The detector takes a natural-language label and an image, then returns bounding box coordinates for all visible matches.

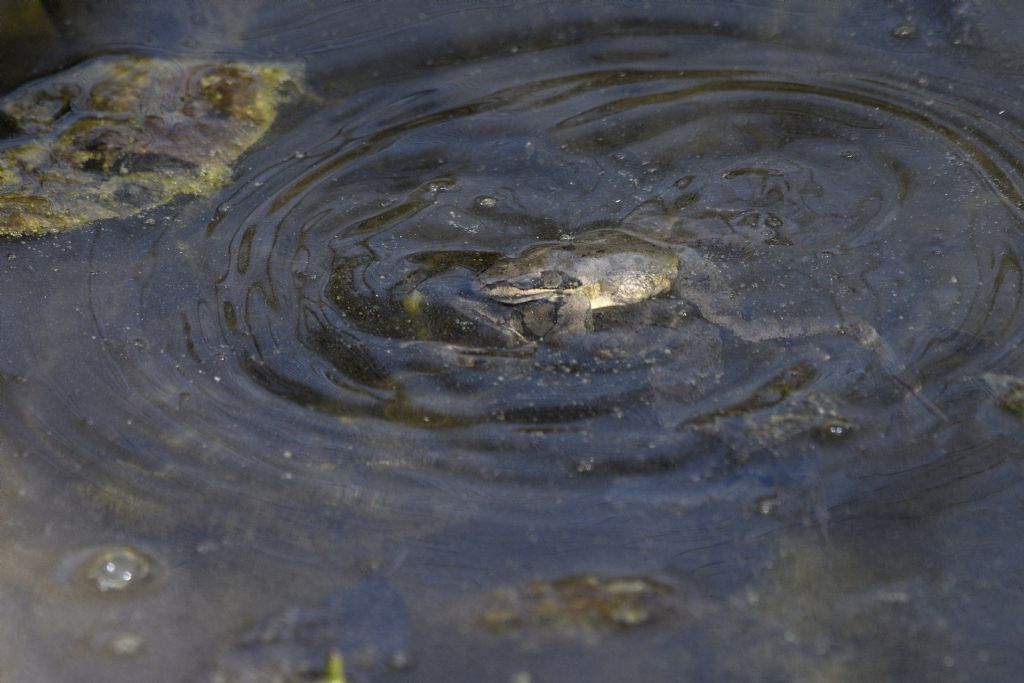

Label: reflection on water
[2,1,1024,681]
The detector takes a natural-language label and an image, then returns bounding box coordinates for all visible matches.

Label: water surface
[2,1,1024,681]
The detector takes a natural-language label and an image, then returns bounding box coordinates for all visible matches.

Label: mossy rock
[0,54,303,237]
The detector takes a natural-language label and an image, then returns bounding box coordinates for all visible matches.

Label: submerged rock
[0,54,302,237]
[481,574,677,636]
[983,373,1024,419]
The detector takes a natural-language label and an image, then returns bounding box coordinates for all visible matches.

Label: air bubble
[814,418,854,442]
[81,546,154,592]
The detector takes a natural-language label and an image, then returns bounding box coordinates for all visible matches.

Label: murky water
[2,1,1024,681]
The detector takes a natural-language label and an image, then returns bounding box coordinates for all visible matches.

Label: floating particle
[892,23,916,39]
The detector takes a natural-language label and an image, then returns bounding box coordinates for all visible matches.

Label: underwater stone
[0,54,302,237]
[998,382,1024,418]
[481,574,676,634]
[982,373,1024,419]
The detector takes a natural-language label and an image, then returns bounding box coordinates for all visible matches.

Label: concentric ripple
[4,28,1024,543]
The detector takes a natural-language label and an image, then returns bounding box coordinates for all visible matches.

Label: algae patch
[481,574,677,636]
[0,54,302,237]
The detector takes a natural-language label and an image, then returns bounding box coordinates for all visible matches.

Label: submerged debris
[687,362,820,424]
[983,373,1024,419]
[481,574,677,636]
[321,649,348,683]
[212,579,409,683]
[0,54,302,237]
[678,363,856,457]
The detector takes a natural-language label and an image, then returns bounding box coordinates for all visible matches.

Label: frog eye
[539,270,581,290]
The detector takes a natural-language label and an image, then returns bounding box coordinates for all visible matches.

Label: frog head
[476,267,584,304]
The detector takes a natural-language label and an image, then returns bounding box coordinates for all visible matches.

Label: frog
[471,227,881,348]
[473,227,849,343]
[471,227,943,419]
[474,229,680,340]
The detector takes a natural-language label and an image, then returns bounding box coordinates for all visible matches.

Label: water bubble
[814,418,854,443]
[81,546,154,592]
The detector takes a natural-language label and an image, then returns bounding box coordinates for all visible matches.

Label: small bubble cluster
[82,546,154,592]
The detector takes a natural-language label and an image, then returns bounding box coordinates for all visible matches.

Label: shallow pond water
[2,1,1024,681]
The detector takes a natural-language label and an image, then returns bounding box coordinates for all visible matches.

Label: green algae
[0,54,302,237]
